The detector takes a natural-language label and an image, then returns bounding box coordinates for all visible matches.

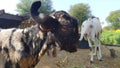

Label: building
[0,10,24,28]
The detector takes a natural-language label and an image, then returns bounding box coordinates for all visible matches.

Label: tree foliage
[103,25,114,31]
[16,0,53,15]
[69,3,91,27]
[106,10,120,30]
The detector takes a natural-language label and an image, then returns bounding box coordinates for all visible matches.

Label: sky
[0,0,19,14]
[0,0,120,27]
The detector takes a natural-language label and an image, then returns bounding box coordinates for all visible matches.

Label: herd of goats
[0,1,103,68]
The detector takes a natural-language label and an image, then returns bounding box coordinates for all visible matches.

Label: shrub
[101,30,120,46]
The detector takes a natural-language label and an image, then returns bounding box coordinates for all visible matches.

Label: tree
[16,0,53,15]
[106,10,120,30]
[103,25,114,31]
[69,3,92,27]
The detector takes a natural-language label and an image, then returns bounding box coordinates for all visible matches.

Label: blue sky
[0,0,120,27]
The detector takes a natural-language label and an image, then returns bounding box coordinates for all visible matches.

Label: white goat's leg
[97,40,102,61]
[90,49,94,63]
[88,38,92,48]
[93,46,97,56]
[88,38,94,63]
[93,38,98,56]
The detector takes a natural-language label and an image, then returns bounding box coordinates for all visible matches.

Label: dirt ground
[0,45,119,68]
[35,46,120,68]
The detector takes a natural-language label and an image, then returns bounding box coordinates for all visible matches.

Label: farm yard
[0,0,120,68]
[0,45,120,68]
[35,46,120,68]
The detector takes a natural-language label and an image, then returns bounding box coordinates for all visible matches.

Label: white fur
[0,28,24,62]
[80,17,102,62]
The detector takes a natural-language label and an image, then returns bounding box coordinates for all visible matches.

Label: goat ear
[30,1,41,23]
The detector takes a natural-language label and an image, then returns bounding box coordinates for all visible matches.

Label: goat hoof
[90,61,94,64]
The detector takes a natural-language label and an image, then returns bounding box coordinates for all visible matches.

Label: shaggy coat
[0,1,60,68]
[0,25,49,68]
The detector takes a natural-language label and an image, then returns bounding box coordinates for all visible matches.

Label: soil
[35,46,120,68]
[0,46,119,68]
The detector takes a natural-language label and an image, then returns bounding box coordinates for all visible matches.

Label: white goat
[80,17,102,63]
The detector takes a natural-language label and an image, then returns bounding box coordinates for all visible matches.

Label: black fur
[21,25,46,56]
[9,29,17,51]
[4,60,12,68]
[30,1,41,16]
[4,60,20,68]
[51,10,79,52]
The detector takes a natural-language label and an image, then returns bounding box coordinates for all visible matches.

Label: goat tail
[30,1,41,18]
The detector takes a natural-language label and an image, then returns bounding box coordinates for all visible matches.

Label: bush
[101,31,120,46]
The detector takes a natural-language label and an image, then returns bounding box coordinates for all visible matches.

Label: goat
[79,17,102,63]
[0,24,50,68]
[0,1,79,67]
[50,10,80,52]
[0,1,60,68]
[28,0,79,53]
